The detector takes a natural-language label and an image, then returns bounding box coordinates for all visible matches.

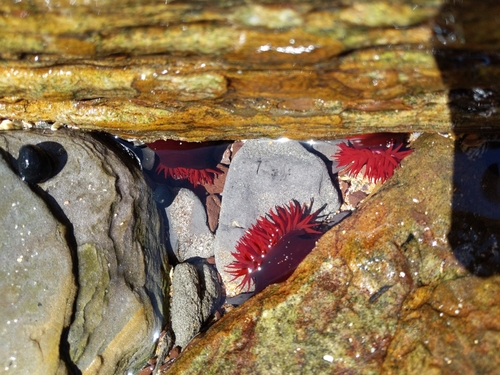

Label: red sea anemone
[147,140,224,186]
[226,200,324,293]
[334,133,413,182]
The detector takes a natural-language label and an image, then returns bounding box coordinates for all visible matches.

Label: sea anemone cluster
[334,133,413,182]
[141,134,413,296]
[226,200,325,293]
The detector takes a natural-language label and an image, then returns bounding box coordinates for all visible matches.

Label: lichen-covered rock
[0,148,76,374]
[382,276,500,374]
[0,130,169,375]
[165,133,500,374]
[214,139,341,295]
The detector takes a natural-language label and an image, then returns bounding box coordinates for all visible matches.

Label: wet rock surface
[166,188,215,262]
[383,276,500,374]
[0,130,169,375]
[1,1,500,139]
[153,137,343,350]
[0,148,76,374]
[1,0,500,373]
[170,259,223,349]
[164,133,500,374]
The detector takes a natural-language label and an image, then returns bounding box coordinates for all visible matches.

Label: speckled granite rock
[170,259,223,349]
[215,139,341,295]
[0,130,169,375]
[164,134,500,374]
[0,148,76,374]
[166,188,215,262]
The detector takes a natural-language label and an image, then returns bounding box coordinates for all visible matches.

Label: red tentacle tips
[155,164,221,186]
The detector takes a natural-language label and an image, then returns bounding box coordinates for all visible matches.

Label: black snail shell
[17,144,56,184]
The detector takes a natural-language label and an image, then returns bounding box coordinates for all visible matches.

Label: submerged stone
[170,259,223,349]
[166,188,215,262]
[214,139,341,295]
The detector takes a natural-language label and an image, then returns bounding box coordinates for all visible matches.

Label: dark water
[432,0,500,276]
[449,137,500,276]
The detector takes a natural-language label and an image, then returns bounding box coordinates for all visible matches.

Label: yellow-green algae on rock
[0,1,499,373]
[1,0,500,140]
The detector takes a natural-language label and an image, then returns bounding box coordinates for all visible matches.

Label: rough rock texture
[383,277,500,373]
[0,0,499,139]
[0,130,169,375]
[170,259,223,349]
[215,139,340,294]
[165,134,500,374]
[166,188,215,262]
[0,150,76,374]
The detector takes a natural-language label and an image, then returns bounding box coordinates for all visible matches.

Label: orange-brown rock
[0,0,499,140]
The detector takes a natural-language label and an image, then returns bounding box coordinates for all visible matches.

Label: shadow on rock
[448,139,500,275]
[433,0,500,275]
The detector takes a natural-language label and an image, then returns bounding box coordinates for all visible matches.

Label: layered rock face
[0,131,169,375]
[0,0,499,139]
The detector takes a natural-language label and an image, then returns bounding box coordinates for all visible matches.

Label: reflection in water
[432,0,500,276]
[449,136,500,275]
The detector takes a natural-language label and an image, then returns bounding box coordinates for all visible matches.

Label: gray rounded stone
[170,259,222,348]
[166,188,215,262]
[214,139,341,295]
[0,149,75,374]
